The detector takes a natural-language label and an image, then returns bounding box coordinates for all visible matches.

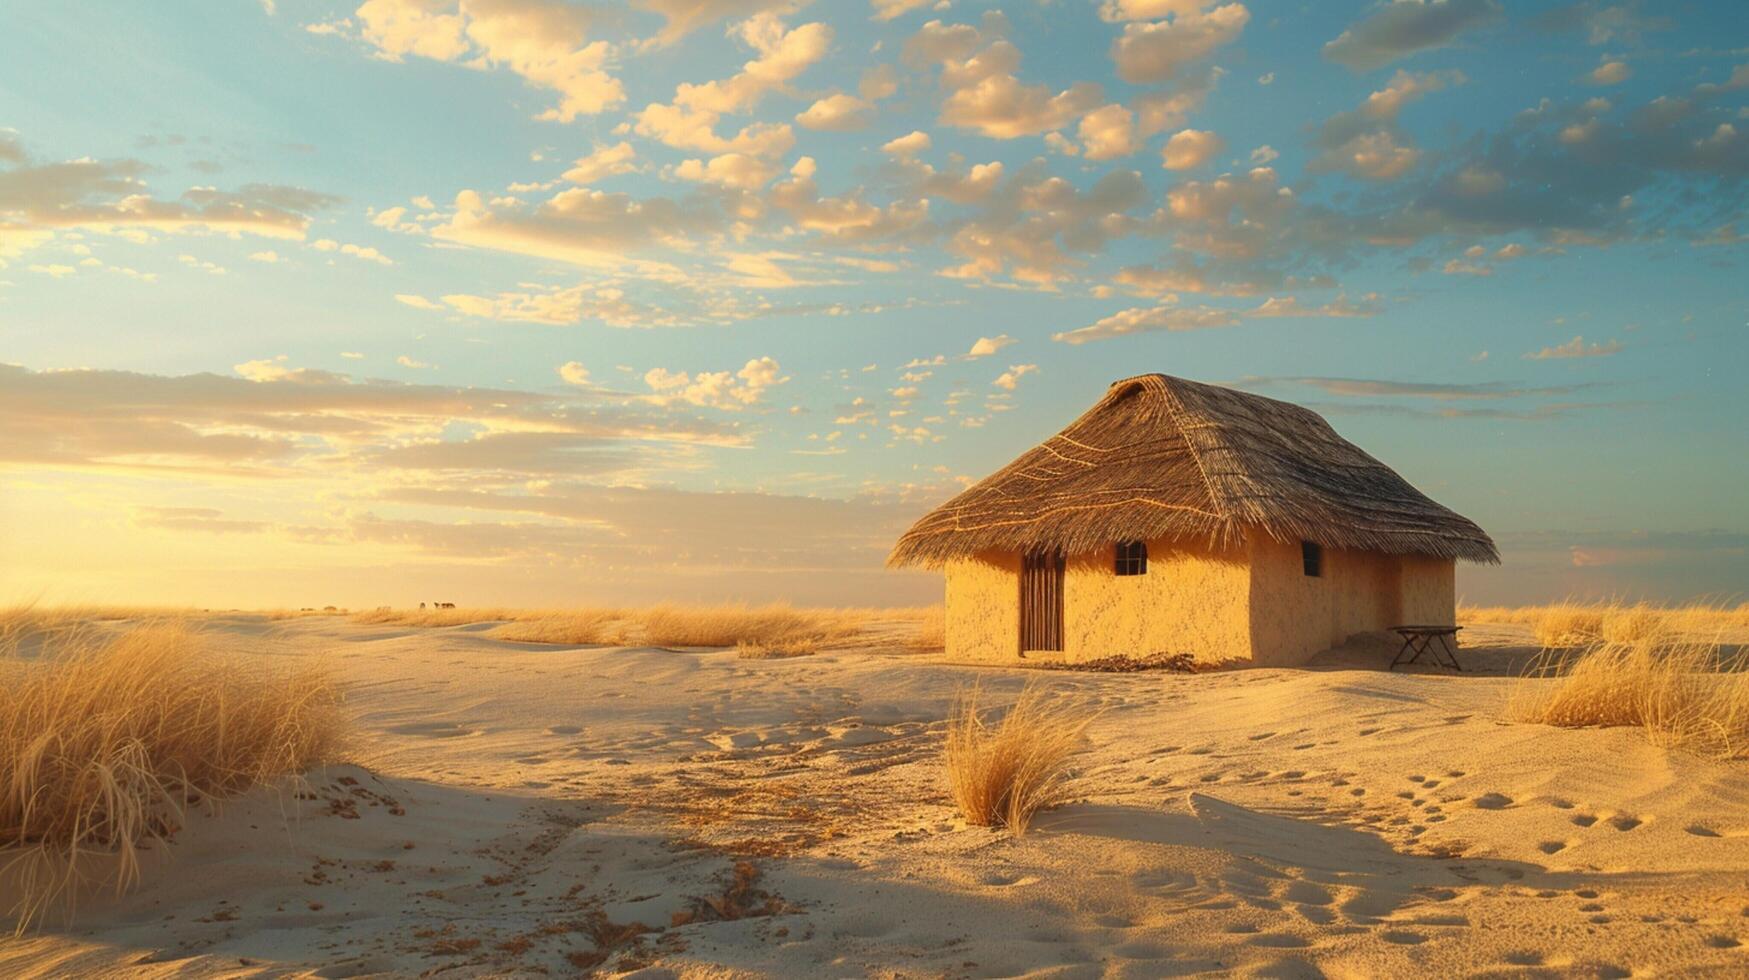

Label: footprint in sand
[1282,881,1334,906]
[386,720,477,738]
[1473,792,1514,810]
[1686,824,1722,837]
[1608,814,1644,831]
[979,871,1040,887]
[1537,840,1569,855]
[1705,935,1743,949]
[1247,933,1311,949]
[1571,813,1599,827]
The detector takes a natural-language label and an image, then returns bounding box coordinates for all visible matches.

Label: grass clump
[907,605,946,652]
[735,638,816,660]
[1460,600,1748,648]
[352,602,930,650]
[945,685,1094,835]
[1509,632,1749,760]
[1,624,344,930]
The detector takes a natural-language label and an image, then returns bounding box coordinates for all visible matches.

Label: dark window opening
[1115,540,1148,576]
[1302,540,1323,578]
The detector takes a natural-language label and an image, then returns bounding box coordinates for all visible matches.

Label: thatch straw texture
[890,374,1497,568]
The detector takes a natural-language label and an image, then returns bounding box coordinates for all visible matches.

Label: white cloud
[1587,60,1630,86]
[312,238,392,265]
[1054,303,1239,343]
[633,14,828,156]
[249,250,282,263]
[881,130,932,157]
[906,20,1104,139]
[562,142,639,184]
[396,354,433,369]
[558,360,591,385]
[1078,104,1138,160]
[992,363,1037,390]
[395,293,444,310]
[1111,4,1249,84]
[353,0,623,121]
[178,254,227,275]
[1162,128,1224,170]
[796,93,876,131]
[643,356,790,410]
[673,152,779,189]
[871,0,931,21]
[967,334,1015,358]
[1523,335,1623,360]
[1324,0,1502,72]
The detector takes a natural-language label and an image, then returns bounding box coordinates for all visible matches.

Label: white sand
[5,616,1748,977]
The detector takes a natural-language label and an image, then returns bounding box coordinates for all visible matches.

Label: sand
[4,615,1749,977]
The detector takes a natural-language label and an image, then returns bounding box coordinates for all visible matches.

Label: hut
[889,374,1497,666]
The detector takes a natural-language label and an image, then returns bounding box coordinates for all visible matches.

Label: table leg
[1390,635,1413,670]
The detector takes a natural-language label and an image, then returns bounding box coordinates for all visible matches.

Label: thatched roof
[890,374,1498,568]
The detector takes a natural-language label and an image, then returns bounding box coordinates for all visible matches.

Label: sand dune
[4,614,1748,976]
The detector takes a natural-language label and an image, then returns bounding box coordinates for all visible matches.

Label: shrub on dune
[1510,632,1749,759]
[1,624,344,930]
[945,685,1094,834]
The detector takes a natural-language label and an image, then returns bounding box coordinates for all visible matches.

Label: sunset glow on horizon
[3,0,1745,608]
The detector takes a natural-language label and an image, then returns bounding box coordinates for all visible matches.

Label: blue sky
[1,0,1745,607]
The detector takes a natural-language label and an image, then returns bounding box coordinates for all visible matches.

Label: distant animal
[437,602,456,609]
[323,605,338,612]
[419,602,426,610]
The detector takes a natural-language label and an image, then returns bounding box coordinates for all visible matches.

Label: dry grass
[351,606,528,628]
[907,605,946,652]
[1460,600,1749,648]
[944,685,1095,834]
[735,638,816,660]
[353,603,936,650]
[1509,632,1749,760]
[1,624,345,930]
[0,605,189,645]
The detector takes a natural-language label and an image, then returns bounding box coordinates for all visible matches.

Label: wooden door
[1020,550,1065,653]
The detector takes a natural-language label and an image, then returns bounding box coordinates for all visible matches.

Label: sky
[1,0,1745,609]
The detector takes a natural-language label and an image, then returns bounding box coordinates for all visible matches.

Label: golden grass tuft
[734,638,816,659]
[1,624,344,930]
[944,685,1094,834]
[907,605,946,652]
[1509,632,1749,760]
[352,603,938,650]
[1460,599,1749,648]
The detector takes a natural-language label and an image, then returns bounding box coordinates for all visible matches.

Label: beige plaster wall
[943,552,1021,661]
[1398,555,1457,626]
[942,535,1457,667]
[1247,537,1436,665]
[1060,538,1251,665]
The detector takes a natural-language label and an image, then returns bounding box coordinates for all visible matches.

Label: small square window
[1302,540,1322,578]
[1115,540,1148,576]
